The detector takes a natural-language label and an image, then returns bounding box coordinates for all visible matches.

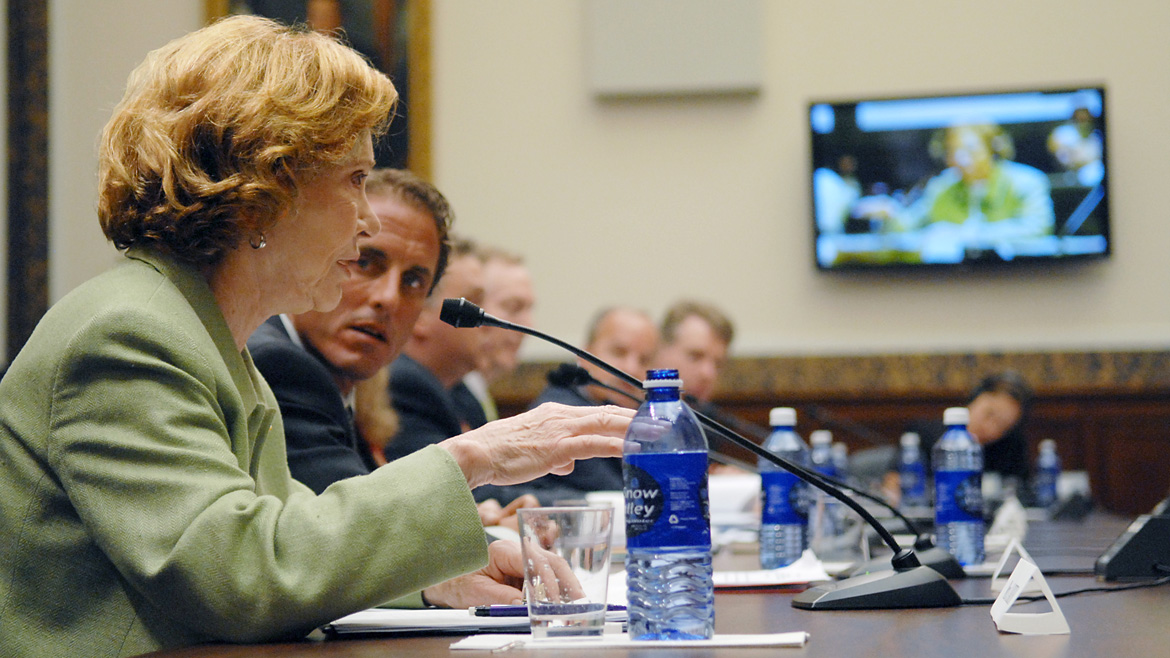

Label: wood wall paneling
[493,351,1170,516]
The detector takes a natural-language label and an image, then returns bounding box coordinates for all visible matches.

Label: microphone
[441,298,962,609]
[546,362,592,388]
[546,363,641,405]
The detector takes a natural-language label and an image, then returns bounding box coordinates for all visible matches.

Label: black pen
[469,604,626,617]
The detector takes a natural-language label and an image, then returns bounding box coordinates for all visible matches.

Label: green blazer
[0,248,487,657]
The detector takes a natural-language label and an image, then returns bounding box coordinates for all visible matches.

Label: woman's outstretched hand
[439,403,633,489]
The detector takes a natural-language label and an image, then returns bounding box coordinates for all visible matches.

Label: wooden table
[141,513,1170,657]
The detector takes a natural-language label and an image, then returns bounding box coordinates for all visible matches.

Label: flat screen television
[810,86,1109,270]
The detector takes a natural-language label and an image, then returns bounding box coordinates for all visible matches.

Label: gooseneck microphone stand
[441,298,962,609]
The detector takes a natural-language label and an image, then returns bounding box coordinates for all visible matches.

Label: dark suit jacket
[384,354,466,463]
[451,379,490,430]
[248,317,377,494]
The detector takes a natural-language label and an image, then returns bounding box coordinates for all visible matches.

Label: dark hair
[365,168,454,294]
[422,235,477,306]
[969,370,1034,481]
[969,370,1033,415]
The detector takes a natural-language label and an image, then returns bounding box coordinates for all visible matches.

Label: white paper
[450,631,810,651]
[607,570,628,605]
[708,473,761,520]
[989,557,1070,635]
[712,549,831,588]
[326,608,527,634]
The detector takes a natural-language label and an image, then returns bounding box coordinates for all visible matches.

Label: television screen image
[810,86,1109,270]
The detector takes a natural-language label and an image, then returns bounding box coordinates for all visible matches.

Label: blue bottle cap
[642,368,682,389]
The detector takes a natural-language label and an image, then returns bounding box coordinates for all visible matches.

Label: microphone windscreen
[440,298,484,328]
[547,363,592,388]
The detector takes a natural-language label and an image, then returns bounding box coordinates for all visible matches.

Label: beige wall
[42,1,1170,364]
[48,0,203,307]
[431,0,1170,359]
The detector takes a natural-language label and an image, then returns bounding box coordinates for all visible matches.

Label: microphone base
[842,546,967,580]
[792,565,962,610]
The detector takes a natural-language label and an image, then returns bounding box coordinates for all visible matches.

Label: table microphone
[546,362,641,405]
[441,297,962,609]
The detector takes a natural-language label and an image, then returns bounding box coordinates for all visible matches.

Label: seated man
[249,171,534,528]
[382,238,489,463]
[654,299,735,405]
[249,168,448,494]
[517,306,660,504]
[451,246,537,430]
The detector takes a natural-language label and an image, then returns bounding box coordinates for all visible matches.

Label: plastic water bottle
[809,430,837,478]
[758,407,810,569]
[932,407,985,566]
[623,369,714,640]
[831,442,850,485]
[808,429,844,552]
[1033,439,1061,508]
[899,432,928,509]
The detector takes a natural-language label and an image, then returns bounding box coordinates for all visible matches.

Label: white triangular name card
[989,557,1070,635]
[989,537,1041,593]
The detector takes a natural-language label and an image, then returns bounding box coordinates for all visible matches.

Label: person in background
[249,168,447,494]
[251,170,536,524]
[451,246,537,429]
[1048,106,1104,187]
[382,238,489,463]
[0,17,632,657]
[575,306,660,409]
[883,370,1034,502]
[654,299,735,405]
[505,306,660,504]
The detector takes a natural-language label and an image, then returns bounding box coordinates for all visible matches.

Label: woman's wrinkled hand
[440,403,634,489]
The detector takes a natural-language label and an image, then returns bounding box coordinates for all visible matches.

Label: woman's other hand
[421,540,525,608]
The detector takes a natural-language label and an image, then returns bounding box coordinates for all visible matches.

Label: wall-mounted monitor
[810,86,1109,271]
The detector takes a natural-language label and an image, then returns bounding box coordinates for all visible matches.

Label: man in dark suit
[383,239,488,463]
[249,169,450,494]
[506,306,660,504]
[452,246,538,431]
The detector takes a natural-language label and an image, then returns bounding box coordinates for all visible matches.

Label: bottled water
[758,407,810,569]
[831,442,850,485]
[1033,439,1061,508]
[624,369,714,640]
[932,407,985,566]
[899,432,929,509]
[809,430,837,478]
[807,429,844,554]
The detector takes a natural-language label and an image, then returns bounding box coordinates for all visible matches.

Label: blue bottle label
[934,470,983,523]
[901,463,926,497]
[624,451,710,549]
[760,471,809,525]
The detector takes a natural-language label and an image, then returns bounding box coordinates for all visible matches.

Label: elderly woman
[0,16,630,657]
